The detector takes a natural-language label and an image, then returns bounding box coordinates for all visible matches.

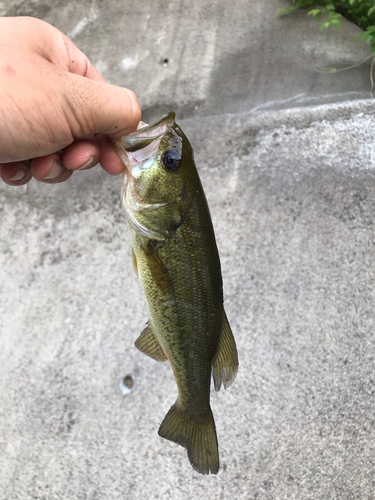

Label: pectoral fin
[135,321,167,362]
[143,240,174,295]
[212,311,239,391]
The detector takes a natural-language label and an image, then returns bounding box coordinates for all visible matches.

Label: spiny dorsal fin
[135,321,167,362]
[143,240,174,295]
[212,311,239,391]
[158,402,219,475]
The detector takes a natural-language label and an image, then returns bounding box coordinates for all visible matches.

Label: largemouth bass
[115,112,238,475]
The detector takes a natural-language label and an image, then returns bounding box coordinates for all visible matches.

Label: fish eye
[162,149,182,172]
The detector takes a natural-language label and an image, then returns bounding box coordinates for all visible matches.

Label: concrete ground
[1,1,375,499]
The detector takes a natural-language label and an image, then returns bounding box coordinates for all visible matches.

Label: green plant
[278,1,375,52]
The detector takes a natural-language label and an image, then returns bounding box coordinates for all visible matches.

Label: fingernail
[42,160,65,181]
[9,167,28,182]
[78,155,96,170]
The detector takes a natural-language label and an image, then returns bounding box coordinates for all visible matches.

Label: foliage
[278,1,375,52]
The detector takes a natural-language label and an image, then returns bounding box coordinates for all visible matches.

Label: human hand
[0,16,141,186]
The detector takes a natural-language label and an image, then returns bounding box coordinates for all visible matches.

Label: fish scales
[115,112,238,475]
[131,203,222,416]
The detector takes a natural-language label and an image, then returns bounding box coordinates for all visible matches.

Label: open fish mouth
[114,112,177,241]
[122,111,175,151]
[113,111,176,172]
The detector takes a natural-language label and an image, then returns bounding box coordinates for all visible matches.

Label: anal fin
[135,321,167,362]
[212,311,239,391]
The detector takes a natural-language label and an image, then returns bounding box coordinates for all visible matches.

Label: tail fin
[158,403,219,475]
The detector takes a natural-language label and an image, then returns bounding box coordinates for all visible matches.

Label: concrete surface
[1,1,375,499]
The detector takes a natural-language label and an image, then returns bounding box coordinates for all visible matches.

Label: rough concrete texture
[1,1,375,499]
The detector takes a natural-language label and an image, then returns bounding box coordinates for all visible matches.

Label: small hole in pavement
[120,375,134,395]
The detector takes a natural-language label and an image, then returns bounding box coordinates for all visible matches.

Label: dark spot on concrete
[38,248,63,266]
[123,375,134,389]
[263,479,274,490]
[66,411,76,432]
[120,374,134,395]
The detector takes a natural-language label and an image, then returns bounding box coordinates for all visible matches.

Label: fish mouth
[122,111,175,152]
[113,111,176,171]
[115,112,177,241]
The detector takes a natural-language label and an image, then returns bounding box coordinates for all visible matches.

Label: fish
[114,112,238,475]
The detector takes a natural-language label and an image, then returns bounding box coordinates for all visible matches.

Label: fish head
[114,112,195,240]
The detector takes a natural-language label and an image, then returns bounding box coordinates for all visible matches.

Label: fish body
[115,112,238,474]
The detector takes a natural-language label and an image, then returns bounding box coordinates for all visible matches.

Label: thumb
[61,72,141,140]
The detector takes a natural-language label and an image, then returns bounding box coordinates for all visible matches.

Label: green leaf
[277,0,375,43]
[330,19,341,28]
[371,41,375,53]
[307,9,322,16]
[329,13,342,21]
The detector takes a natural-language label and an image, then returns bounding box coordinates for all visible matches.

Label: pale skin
[0,17,141,186]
